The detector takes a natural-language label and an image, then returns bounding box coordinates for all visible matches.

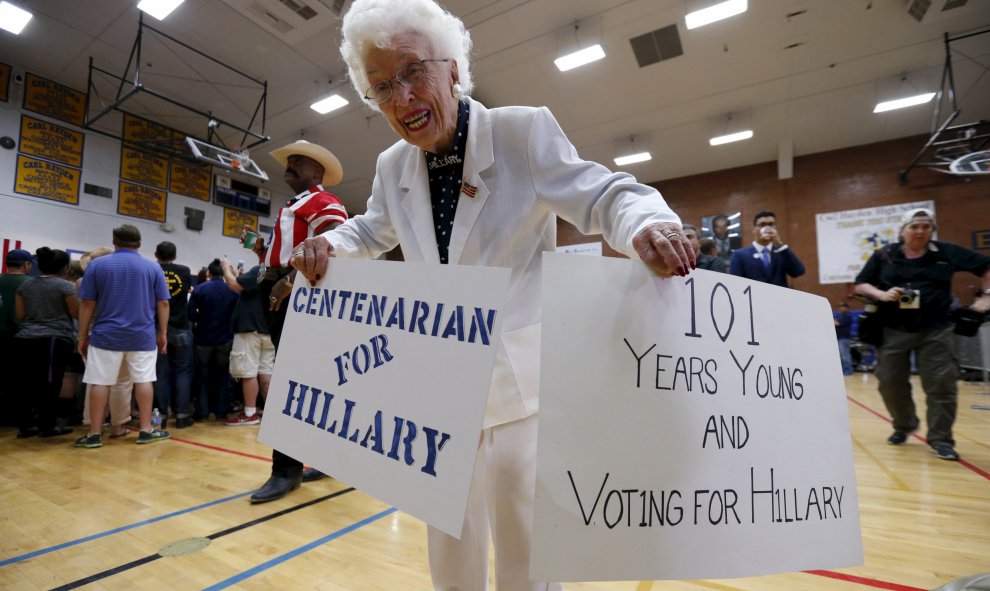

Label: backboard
[949,150,990,175]
[186,136,269,181]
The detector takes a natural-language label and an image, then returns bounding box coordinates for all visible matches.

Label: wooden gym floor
[1,373,988,590]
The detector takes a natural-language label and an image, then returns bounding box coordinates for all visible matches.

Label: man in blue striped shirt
[76,225,172,448]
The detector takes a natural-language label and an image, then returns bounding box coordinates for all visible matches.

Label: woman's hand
[632,223,696,278]
[291,235,335,286]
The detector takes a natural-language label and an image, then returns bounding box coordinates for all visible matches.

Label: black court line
[48,487,356,591]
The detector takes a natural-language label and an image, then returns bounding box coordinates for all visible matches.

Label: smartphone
[237,260,245,272]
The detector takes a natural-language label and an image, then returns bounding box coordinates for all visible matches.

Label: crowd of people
[0,234,283,445]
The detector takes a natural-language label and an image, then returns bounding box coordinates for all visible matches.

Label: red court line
[805,570,926,591]
[170,436,272,462]
[847,395,990,482]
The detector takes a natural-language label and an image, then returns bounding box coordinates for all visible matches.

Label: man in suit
[729,210,805,287]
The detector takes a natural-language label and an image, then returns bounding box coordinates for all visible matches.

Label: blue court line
[0,490,253,568]
[203,506,399,591]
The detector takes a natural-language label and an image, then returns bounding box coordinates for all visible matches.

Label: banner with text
[815,200,934,284]
[258,259,510,537]
[532,255,862,581]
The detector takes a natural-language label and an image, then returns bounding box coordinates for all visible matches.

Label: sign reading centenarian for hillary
[259,259,510,537]
[531,255,862,581]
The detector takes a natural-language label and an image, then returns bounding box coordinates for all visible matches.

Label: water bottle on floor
[151,408,162,433]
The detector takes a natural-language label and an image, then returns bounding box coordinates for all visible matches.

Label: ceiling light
[555,44,606,72]
[0,1,32,34]
[709,130,753,146]
[873,92,936,113]
[685,0,747,30]
[614,152,652,166]
[137,0,185,21]
[310,94,348,114]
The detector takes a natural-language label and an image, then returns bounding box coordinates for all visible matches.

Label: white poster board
[556,241,603,256]
[259,259,510,537]
[532,255,862,581]
[815,200,935,284]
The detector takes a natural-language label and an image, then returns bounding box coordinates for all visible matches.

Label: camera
[898,289,921,309]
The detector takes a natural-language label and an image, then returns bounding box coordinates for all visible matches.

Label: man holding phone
[243,140,349,503]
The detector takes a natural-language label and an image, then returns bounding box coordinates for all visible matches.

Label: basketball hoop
[186,137,268,181]
[948,150,990,175]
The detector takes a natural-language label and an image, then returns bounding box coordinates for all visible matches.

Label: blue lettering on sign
[282,378,451,477]
[292,286,497,346]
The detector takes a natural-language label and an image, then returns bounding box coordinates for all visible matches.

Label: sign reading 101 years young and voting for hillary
[532,255,862,582]
[258,259,510,537]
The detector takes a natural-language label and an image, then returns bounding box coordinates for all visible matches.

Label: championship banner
[120,145,169,190]
[123,112,174,145]
[13,154,80,204]
[19,114,85,167]
[258,259,510,537]
[22,72,86,127]
[815,200,934,284]
[222,207,257,238]
[532,255,862,581]
[0,62,10,102]
[169,159,211,201]
[118,180,167,222]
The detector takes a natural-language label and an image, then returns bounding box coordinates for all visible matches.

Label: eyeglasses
[756,221,776,227]
[364,59,450,104]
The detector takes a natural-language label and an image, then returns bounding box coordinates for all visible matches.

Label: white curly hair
[340,0,474,111]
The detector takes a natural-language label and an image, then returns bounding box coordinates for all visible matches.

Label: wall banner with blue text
[532,255,862,581]
[258,258,510,537]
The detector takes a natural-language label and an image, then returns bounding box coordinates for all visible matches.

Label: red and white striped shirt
[263,185,347,268]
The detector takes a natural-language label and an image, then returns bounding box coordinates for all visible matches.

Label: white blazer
[325,99,680,428]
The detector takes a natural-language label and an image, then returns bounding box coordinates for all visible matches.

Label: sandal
[109,429,130,439]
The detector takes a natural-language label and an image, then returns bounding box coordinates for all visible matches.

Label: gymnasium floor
[1,373,988,590]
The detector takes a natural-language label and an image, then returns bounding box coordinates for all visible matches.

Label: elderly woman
[294,0,694,587]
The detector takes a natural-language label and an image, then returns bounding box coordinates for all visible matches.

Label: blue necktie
[761,248,771,270]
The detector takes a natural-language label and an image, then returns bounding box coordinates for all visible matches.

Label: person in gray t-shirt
[14,247,78,438]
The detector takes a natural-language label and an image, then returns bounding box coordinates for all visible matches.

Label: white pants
[427,413,561,591]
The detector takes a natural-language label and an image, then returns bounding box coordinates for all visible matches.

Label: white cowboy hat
[269,140,344,187]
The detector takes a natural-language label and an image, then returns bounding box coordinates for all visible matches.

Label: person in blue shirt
[189,258,238,420]
[75,225,171,448]
[834,301,854,376]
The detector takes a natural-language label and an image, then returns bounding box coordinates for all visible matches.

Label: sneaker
[887,431,910,445]
[225,412,261,426]
[931,442,959,461]
[136,430,171,444]
[75,433,103,448]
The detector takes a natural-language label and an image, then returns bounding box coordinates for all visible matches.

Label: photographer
[854,208,990,461]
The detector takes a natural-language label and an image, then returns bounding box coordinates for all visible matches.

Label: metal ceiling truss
[900,27,990,184]
[83,13,270,160]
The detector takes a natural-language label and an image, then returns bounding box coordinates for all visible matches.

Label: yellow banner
[120,145,169,189]
[118,181,167,222]
[23,72,86,127]
[14,154,81,204]
[123,112,174,146]
[223,207,258,238]
[0,62,10,102]
[169,160,211,201]
[19,114,85,167]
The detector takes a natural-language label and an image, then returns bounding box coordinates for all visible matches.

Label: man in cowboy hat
[245,140,349,502]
